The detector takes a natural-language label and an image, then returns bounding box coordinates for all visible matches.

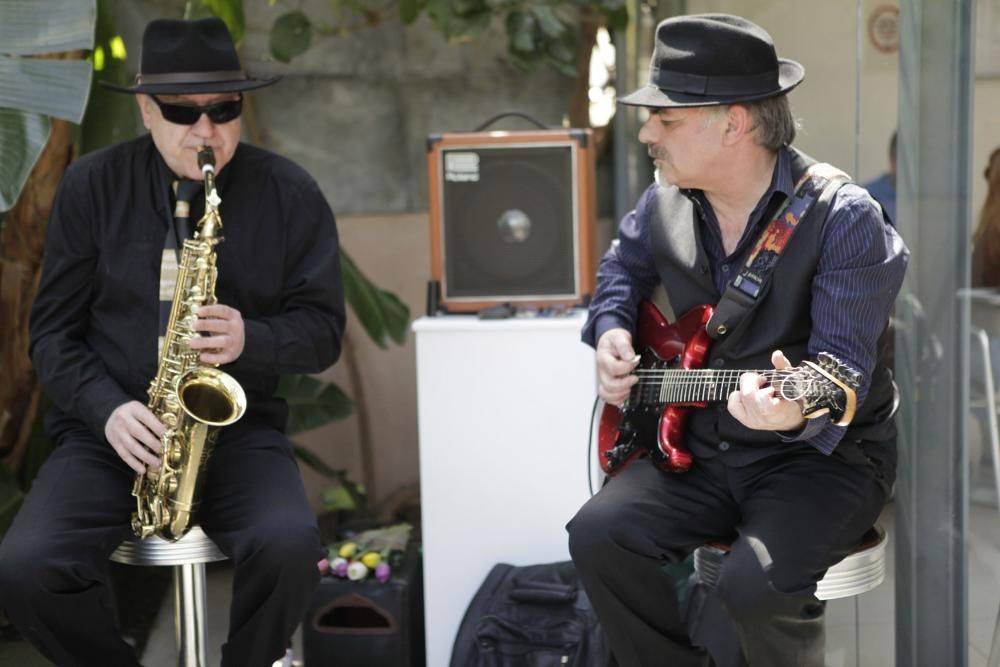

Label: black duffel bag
[450,560,611,667]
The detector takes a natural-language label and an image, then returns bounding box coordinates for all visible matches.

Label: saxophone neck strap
[706,162,850,339]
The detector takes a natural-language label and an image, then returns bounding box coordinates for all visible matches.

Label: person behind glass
[566,14,908,667]
[862,130,897,226]
[972,147,1000,287]
[0,18,344,667]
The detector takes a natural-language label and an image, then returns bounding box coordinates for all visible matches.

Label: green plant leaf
[530,5,566,39]
[0,108,50,214]
[602,5,629,31]
[293,445,344,480]
[320,483,358,511]
[507,11,538,54]
[399,0,422,24]
[340,249,410,349]
[545,30,578,77]
[277,374,353,435]
[0,58,94,123]
[197,0,246,45]
[0,0,96,55]
[80,0,138,156]
[270,11,313,63]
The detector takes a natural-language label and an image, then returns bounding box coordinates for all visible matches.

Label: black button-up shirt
[30,135,345,441]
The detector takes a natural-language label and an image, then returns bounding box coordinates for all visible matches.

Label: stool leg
[173,562,209,667]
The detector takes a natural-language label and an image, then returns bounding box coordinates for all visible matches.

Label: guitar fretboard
[630,368,807,406]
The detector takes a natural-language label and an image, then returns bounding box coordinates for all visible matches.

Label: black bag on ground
[450,560,611,667]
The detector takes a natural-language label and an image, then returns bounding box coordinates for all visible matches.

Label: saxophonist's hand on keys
[190,304,245,364]
[105,401,166,474]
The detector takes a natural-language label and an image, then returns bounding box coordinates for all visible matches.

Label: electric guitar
[598,301,861,476]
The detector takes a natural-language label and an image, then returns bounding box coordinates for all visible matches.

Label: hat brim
[619,59,804,108]
[99,75,281,95]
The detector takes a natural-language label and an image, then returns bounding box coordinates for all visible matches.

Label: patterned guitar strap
[158,179,203,357]
[706,163,850,340]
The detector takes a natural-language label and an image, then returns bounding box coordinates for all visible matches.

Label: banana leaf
[341,249,410,349]
[278,374,354,436]
[0,0,95,214]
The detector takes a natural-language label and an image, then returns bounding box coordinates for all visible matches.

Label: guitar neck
[632,368,773,406]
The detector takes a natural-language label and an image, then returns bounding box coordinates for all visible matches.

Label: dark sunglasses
[151,94,243,125]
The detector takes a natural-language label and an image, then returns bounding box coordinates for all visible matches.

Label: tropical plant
[0,0,97,531]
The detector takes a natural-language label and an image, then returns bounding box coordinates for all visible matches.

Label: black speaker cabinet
[427,129,597,312]
[303,544,424,666]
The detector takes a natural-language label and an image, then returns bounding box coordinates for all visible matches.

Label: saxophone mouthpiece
[197,146,216,174]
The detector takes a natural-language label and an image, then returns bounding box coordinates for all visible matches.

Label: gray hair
[703,96,799,150]
[742,95,798,149]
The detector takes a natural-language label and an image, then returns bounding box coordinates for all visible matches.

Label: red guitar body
[597,302,715,475]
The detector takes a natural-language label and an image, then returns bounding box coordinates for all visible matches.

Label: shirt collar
[685,147,792,242]
[749,146,793,223]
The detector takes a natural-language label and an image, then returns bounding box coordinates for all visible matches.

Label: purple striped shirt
[582,148,909,455]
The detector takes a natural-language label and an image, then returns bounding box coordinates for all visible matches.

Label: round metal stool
[111,525,227,667]
[693,524,887,600]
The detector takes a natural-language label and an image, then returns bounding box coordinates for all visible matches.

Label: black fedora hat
[619,14,804,108]
[100,17,279,95]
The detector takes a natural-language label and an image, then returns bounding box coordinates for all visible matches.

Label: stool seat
[693,524,887,601]
[111,525,227,667]
[111,525,227,566]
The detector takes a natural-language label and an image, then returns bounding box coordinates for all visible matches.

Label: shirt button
[722,264,730,273]
[714,358,725,368]
[719,441,731,452]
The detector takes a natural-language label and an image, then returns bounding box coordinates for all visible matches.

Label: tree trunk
[0,116,76,473]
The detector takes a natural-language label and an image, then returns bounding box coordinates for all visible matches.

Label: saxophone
[131,146,247,541]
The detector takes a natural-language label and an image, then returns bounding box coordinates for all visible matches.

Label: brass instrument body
[132,149,246,541]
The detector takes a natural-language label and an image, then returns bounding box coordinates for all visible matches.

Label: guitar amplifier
[426,129,598,313]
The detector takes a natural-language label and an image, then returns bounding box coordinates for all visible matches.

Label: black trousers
[567,440,889,667]
[0,421,321,667]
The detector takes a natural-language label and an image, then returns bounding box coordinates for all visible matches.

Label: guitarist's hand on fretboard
[726,350,807,432]
[595,328,641,406]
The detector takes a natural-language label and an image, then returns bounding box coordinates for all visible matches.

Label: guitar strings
[629,368,827,402]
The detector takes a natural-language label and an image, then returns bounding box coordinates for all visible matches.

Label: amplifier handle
[473,110,552,132]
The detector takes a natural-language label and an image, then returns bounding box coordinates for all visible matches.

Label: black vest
[647,148,897,448]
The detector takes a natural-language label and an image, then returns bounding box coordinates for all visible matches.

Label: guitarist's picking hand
[596,328,640,406]
[727,350,806,432]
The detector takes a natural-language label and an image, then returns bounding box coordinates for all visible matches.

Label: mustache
[647,146,667,160]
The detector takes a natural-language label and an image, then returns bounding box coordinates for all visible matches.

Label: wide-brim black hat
[100,17,280,95]
[619,14,804,108]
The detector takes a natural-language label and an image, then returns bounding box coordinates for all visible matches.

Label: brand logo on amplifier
[444,152,480,182]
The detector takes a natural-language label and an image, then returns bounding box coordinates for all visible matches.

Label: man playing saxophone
[0,17,345,667]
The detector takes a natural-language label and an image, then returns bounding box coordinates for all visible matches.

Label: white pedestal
[413,311,599,667]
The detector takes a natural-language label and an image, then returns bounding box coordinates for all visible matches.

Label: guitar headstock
[779,353,860,426]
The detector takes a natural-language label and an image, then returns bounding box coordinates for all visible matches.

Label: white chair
[969,325,1000,508]
[111,525,227,667]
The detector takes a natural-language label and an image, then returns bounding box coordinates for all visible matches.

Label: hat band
[137,70,247,85]
[650,66,779,96]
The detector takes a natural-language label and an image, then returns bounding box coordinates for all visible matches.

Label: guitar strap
[705,163,850,340]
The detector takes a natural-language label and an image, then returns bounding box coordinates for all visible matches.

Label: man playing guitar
[566,13,908,667]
